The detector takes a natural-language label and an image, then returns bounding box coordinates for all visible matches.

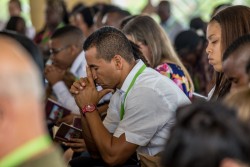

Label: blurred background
[0,0,249,33]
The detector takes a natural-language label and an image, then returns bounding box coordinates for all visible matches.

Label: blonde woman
[122,15,194,98]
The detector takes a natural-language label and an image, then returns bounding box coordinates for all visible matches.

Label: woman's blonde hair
[224,87,250,123]
[122,14,194,90]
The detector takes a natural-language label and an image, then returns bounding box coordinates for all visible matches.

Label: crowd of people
[1,0,250,167]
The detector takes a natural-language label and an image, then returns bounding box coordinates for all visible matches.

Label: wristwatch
[81,104,97,114]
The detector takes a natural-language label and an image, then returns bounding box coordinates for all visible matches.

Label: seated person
[45,25,110,125]
[174,30,213,95]
[5,16,26,35]
[70,26,190,166]
[122,15,194,99]
[162,100,250,167]
[45,25,86,118]
[102,7,131,28]
[223,34,250,92]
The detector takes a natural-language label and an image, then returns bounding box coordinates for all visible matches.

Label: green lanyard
[0,135,51,167]
[120,64,146,120]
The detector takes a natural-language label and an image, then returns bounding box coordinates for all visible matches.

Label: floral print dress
[155,63,192,99]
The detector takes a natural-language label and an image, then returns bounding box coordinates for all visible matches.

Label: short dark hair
[77,6,99,28]
[190,17,206,31]
[51,25,84,46]
[83,26,134,62]
[174,30,202,55]
[69,3,85,16]
[5,16,25,33]
[162,101,250,167]
[223,34,250,61]
[106,8,131,18]
[158,0,171,11]
[98,4,121,18]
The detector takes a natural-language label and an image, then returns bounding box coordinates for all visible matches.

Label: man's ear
[220,158,246,167]
[112,55,123,70]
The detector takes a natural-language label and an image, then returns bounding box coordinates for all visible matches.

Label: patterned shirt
[155,63,192,99]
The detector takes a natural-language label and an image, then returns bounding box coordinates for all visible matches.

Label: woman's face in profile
[206,21,223,72]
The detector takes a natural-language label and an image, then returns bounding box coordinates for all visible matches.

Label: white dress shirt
[53,51,86,114]
[103,60,191,156]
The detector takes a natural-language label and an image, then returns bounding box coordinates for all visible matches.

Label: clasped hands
[70,66,113,110]
[44,65,65,85]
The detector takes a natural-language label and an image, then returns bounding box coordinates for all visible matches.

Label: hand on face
[44,65,66,85]
[70,66,113,108]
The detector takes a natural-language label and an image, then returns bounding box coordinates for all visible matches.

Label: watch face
[82,104,96,113]
[86,104,96,111]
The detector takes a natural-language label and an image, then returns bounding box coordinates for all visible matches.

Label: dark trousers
[69,153,139,167]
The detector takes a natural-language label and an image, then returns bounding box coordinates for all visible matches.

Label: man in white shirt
[45,25,110,125]
[70,26,190,166]
[45,25,86,116]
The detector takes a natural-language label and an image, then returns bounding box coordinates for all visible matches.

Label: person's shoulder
[155,62,172,72]
[141,67,162,79]
[137,67,176,88]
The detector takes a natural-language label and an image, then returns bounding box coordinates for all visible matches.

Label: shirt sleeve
[52,81,80,114]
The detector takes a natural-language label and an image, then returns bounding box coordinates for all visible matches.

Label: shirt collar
[70,50,86,74]
[120,60,145,93]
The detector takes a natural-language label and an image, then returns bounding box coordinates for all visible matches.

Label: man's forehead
[85,47,98,57]
[85,47,105,65]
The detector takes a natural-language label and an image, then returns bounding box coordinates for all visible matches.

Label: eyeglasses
[49,45,70,56]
